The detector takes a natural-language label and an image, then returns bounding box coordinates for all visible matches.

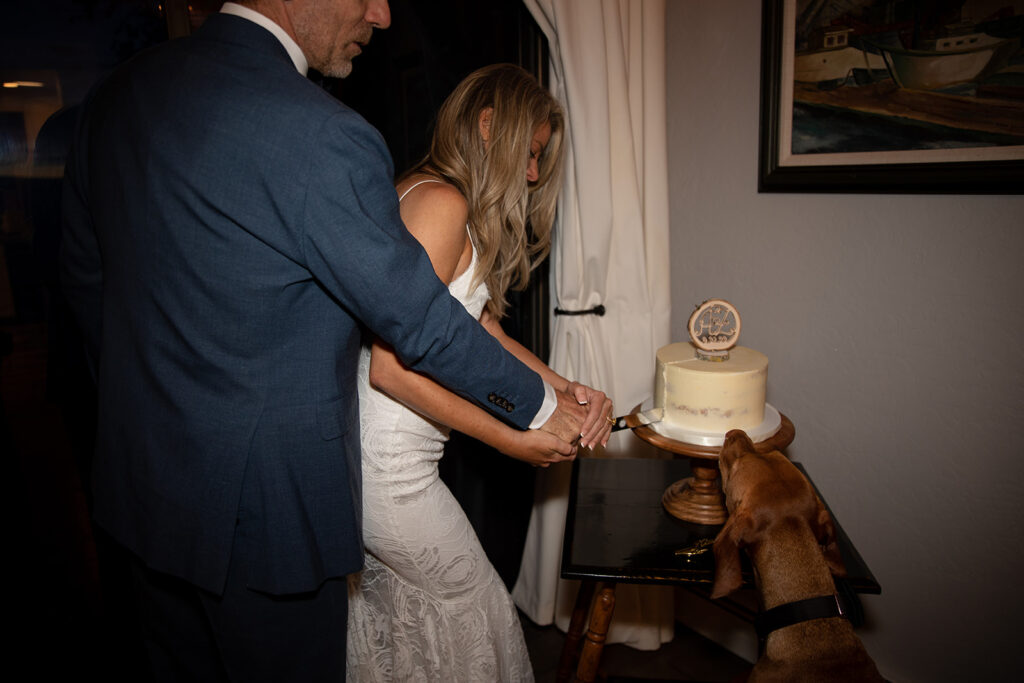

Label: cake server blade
[610,407,663,432]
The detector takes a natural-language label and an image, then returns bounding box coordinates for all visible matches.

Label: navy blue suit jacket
[60,14,544,595]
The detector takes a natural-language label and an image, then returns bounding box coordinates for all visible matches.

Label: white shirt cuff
[528,381,557,429]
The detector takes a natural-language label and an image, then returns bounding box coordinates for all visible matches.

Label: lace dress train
[347,478,533,681]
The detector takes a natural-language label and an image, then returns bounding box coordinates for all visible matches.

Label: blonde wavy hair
[401,63,565,319]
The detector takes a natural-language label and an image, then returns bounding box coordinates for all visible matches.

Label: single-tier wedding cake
[654,342,768,433]
[654,299,769,436]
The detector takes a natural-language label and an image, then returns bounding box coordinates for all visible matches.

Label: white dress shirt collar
[220,2,309,75]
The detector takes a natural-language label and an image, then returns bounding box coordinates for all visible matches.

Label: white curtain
[513,0,673,650]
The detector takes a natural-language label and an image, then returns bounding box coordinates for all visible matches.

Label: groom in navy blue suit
[60,1,603,680]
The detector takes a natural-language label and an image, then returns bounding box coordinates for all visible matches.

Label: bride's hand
[566,381,613,449]
[501,428,578,467]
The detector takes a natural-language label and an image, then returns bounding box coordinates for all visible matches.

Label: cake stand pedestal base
[633,413,795,525]
[660,461,730,525]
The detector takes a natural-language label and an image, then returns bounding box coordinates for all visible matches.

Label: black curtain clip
[554,304,606,317]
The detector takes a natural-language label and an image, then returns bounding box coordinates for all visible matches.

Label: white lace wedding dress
[347,183,534,682]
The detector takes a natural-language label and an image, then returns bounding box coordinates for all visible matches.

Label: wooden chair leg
[577,583,616,683]
[556,580,596,683]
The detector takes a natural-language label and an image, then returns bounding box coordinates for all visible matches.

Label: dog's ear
[815,504,847,577]
[711,511,755,599]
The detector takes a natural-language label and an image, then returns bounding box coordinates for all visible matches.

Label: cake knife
[610,407,663,432]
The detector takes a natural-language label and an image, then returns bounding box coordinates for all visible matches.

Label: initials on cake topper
[688,299,740,361]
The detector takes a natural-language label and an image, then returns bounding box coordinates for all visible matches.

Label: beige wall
[666,2,1024,681]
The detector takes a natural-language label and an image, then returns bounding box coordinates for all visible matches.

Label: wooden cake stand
[632,413,794,525]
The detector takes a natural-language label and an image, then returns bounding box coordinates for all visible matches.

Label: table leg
[577,582,616,683]
[556,580,596,683]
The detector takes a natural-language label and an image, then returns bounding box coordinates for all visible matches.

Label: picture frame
[759,0,1024,193]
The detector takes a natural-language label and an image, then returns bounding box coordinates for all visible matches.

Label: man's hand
[539,388,589,443]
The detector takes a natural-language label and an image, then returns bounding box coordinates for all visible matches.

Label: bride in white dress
[346,65,613,682]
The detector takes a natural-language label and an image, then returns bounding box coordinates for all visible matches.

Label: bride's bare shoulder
[395,174,470,283]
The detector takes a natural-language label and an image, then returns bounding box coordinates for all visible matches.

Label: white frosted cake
[654,341,768,434]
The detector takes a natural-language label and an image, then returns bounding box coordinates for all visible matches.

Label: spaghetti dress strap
[398,178,444,202]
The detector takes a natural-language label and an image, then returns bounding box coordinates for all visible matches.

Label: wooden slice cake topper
[688,299,740,361]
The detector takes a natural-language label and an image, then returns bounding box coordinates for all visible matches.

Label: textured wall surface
[666,2,1024,681]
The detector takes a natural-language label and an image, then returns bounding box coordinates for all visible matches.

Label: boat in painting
[865,32,1021,90]
[794,25,888,87]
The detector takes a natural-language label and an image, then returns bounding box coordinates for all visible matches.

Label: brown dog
[711,430,884,683]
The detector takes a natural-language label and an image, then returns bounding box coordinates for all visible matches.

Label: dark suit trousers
[128,525,348,682]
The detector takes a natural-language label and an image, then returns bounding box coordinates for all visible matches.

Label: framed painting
[759,0,1024,193]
